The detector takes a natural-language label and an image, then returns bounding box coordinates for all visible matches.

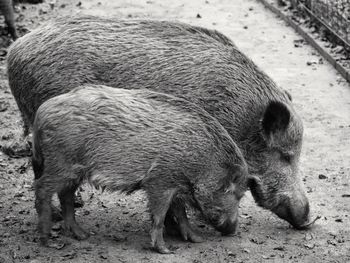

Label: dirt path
[0,0,349,262]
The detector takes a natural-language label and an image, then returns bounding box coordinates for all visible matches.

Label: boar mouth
[272,201,311,230]
[249,180,315,230]
[213,219,238,236]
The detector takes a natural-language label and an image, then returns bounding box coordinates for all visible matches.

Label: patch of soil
[0,0,349,262]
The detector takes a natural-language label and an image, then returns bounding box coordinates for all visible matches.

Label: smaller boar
[0,0,17,40]
[33,85,256,254]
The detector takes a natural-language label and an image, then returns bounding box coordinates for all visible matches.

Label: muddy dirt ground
[0,0,349,262]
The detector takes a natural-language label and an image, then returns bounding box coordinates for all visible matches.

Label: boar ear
[262,101,290,135]
[222,164,245,193]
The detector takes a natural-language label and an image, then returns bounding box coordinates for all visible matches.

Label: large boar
[0,0,17,40]
[8,16,310,230]
[33,85,253,253]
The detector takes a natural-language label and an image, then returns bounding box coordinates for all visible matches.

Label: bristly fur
[34,85,247,190]
[33,85,250,241]
[8,16,309,227]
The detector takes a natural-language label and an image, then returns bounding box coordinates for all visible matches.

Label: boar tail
[32,128,44,180]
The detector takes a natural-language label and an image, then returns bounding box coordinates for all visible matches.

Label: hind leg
[32,151,63,223]
[35,178,55,245]
[58,184,89,240]
[50,191,83,223]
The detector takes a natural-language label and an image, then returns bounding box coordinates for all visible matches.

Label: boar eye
[280,152,292,163]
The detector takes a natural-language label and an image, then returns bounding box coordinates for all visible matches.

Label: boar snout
[250,176,311,229]
[273,193,310,229]
[214,218,238,236]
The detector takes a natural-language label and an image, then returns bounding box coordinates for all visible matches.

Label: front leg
[167,199,203,243]
[147,189,176,254]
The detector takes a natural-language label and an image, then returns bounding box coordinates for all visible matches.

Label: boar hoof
[179,224,204,243]
[72,227,89,240]
[187,232,204,243]
[64,223,89,240]
[153,245,175,254]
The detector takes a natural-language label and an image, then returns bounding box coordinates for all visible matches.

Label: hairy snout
[214,218,238,236]
[273,190,310,229]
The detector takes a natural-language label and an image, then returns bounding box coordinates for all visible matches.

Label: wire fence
[286,0,350,49]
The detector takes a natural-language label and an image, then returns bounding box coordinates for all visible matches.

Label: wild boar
[8,16,310,230]
[33,85,254,253]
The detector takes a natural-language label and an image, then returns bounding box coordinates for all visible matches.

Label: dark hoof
[184,231,204,243]
[179,224,204,243]
[151,245,175,254]
[64,223,89,240]
[73,228,89,240]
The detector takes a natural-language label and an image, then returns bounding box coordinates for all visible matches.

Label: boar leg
[50,191,83,223]
[169,200,203,243]
[35,177,54,245]
[147,189,176,254]
[3,2,18,40]
[58,184,89,240]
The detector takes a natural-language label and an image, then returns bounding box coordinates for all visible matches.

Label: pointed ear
[262,101,290,135]
[220,174,235,193]
[222,164,246,193]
